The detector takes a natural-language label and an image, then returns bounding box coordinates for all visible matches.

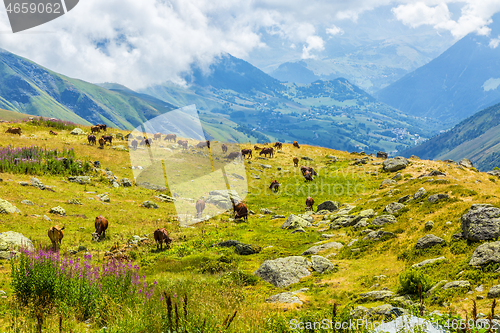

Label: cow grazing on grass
[293,157,299,167]
[301,166,317,176]
[306,197,314,211]
[91,126,101,134]
[259,147,274,158]
[154,133,162,140]
[165,134,177,142]
[131,140,138,149]
[140,138,151,147]
[269,180,280,192]
[196,140,210,149]
[154,228,172,250]
[196,199,205,218]
[293,141,300,148]
[98,137,105,149]
[177,140,188,150]
[274,142,282,150]
[241,149,252,159]
[49,130,58,135]
[88,135,96,145]
[93,215,108,241]
[231,198,248,222]
[254,145,262,151]
[227,151,242,161]
[97,124,107,131]
[5,127,21,135]
[48,225,65,251]
[101,135,113,145]
[303,170,313,182]
[221,144,228,154]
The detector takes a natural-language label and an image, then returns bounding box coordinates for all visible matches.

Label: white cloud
[302,35,325,59]
[326,25,344,36]
[490,36,500,48]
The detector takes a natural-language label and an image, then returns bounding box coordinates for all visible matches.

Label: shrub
[450,240,468,254]
[398,269,433,294]
[26,117,79,131]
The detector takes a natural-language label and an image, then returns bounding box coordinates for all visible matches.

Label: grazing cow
[221,144,228,154]
[140,138,151,147]
[49,130,58,135]
[91,126,101,134]
[154,133,162,140]
[241,149,252,159]
[254,145,262,151]
[293,157,299,167]
[101,135,113,145]
[131,140,138,149]
[196,140,210,149]
[306,197,314,211]
[196,199,205,218]
[274,142,282,150]
[93,215,108,241]
[300,166,318,176]
[259,147,274,158]
[97,124,107,131]
[269,180,280,192]
[231,198,248,222]
[98,137,105,149]
[177,140,188,150]
[154,228,172,250]
[303,170,313,182]
[48,225,65,251]
[5,127,21,135]
[293,141,300,148]
[88,134,96,145]
[165,134,177,142]
[227,151,242,160]
[377,151,388,159]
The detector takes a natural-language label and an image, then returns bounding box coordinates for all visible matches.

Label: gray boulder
[156,194,176,202]
[70,128,85,135]
[487,170,500,177]
[212,240,261,255]
[469,241,500,266]
[317,201,340,212]
[415,234,445,249]
[266,288,309,305]
[442,281,470,290]
[68,199,82,205]
[311,255,335,273]
[0,199,21,214]
[363,230,395,241]
[121,178,132,187]
[68,176,91,184]
[487,285,500,299]
[459,158,474,168]
[141,201,158,209]
[424,221,434,231]
[302,241,343,255]
[260,208,273,214]
[97,194,110,203]
[0,231,34,259]
[281,214,311,230]
[21,200,34,206]
[49,206,66,216]
[398,195,410,203]
[372,215,397,226]
[414,187,427,200]
[383,157,408,172]
[254,256,312,287]
[359,290,394,302]
[427,194,449,203]
[412,257,447,269]
[30,177,45,190]
[461,204,500,241]
[384,202,405,214]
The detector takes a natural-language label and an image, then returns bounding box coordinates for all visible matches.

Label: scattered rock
[281,214,311,230]
[260,208,273,214]
[311,255,335,273]
[68,176,91,184]
[213,240,261,255]
[301,156,314,161]
[271,215,286,219]
[392,173,402,181]
[156,194,175,202]
[254,256,312,287]
[266,288,309,305]
[363,230,395,241]
[487,285,500,299]
[111,145,127,151]
[121,178,132,187]
[43,215,51,221]
[414,187,427,200]
[469,241,500,266]
[359,290,394,302]
[30,177,45,190]
[141,201,158,209]
[317,201,340,212]
[442,281,470,290]
[21,200,34,206]
[459,158,474,169]
[97,194,110,203]
[412,257,447,269]
[0,231,35,259]
[461,204,500,241]
[70,128,85,135]
[383,202,405,214]
[415,234,444,249]
[424,221,434,231]
[427,194,449,203]
[426,280,448,296]
[301,241,343,255]
[398,195,410,203]
[49,206,66,216]
[259,164,272,169]
[371,215,397,226]
[383,157,409,172]
[18,181,29,186]
[380,179,396,188]
[68,199,82,205]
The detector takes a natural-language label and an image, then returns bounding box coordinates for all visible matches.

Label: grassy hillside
[1,119,500,332]
[0,108,30,121]
[403,102,500,171]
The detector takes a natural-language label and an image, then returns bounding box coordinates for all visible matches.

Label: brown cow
[165,134,177,142]
[196,140,210,149]
[241,149,252,159]
[131,139,138,149]
[259,147,274,158]
[269,180,280,192]
[49,130,58,135]
[293,141,300,148]
[154,228,172,250]
[5,127,21,135]
[303,170,313,182]
[93,215,108,241]
[98,137,105,149]
[154,132,162,140]
[97,124,107,131]
[196,199,205,218]
[221,143,228,154]
[91,126,101,134]
[101,135,113,145]
[254,145,262,150]
[306,197,314,211]
[301,166,318,176]
[227,151,242,160]
[231,198,248,222]
[88,134,96,145]
[177,140,188,150]
[293,157,299,167]
[48,225,65,251]
[274,142,282,150]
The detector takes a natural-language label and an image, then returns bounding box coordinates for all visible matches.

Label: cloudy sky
[0,0,499,89]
